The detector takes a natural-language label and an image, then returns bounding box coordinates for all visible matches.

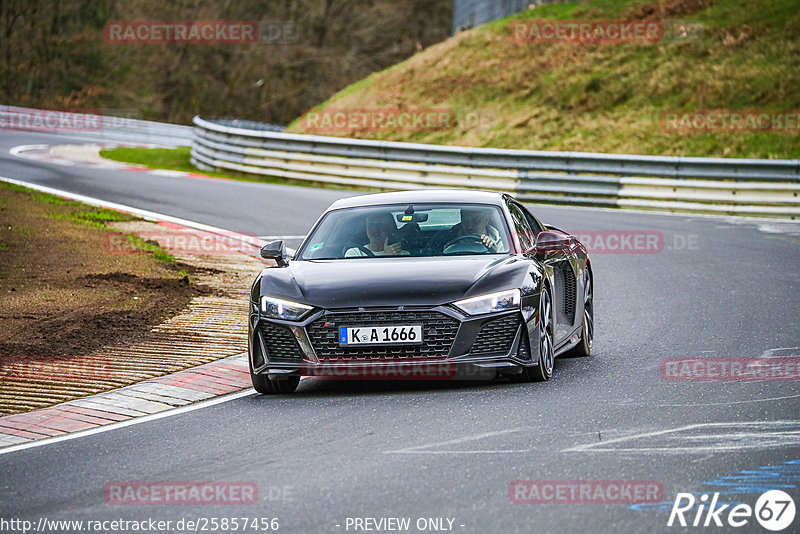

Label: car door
[511,201,581,347]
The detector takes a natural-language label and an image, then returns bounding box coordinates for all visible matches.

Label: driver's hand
[481,234,497,249]
[385,242,403,255]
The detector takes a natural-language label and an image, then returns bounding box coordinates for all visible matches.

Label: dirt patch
[628,0,716,19]
[0,183,266,415]
[0,183,208,359]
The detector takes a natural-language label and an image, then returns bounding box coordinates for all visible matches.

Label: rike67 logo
[668,490,795,531]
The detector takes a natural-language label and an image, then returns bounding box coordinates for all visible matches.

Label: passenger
[345,213,410,257]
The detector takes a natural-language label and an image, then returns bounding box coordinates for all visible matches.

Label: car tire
[251,373,300,394]
[250,368,271,394]
[514,287,554,383]
[564,268,593,358]
[249,353,300,394]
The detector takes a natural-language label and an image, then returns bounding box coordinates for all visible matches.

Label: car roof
[327,190,508,211]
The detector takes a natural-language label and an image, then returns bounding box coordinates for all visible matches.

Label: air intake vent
[259,323,303,361]
[472,315,520,355]
[554,261,576,324]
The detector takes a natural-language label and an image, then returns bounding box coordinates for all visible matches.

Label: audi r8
[248,190,593,394]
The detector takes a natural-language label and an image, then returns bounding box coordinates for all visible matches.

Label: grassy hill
[288,0,800,159]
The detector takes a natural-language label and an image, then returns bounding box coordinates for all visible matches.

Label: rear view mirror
[396,213,428,223]
[260,240,287,267]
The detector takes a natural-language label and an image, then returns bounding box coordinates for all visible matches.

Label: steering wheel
[443,234,491,254]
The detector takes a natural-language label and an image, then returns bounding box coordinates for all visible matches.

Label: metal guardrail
[191,115,800,219]
[1,105,193,147]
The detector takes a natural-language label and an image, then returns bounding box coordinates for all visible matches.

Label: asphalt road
[1,131,799,534]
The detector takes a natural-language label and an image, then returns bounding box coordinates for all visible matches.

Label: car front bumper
[248,304,540,380]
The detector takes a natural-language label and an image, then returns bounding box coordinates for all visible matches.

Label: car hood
[257,256,532,309]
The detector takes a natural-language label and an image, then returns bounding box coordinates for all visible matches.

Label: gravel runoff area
[0,212,265,415]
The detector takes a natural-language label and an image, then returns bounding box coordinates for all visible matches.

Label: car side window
[520,205,544,234]
[507,202,535,252]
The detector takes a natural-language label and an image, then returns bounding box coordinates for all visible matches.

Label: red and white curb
[0,353,252,450]
[10,143,223,181]
[11,143,151,170]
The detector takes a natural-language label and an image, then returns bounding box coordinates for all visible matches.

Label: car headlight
[260,296,313,321]
[454,289,521,316]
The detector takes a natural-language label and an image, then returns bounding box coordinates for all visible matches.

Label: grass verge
[99,146,383,193]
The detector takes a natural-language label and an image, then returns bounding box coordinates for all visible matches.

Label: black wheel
[252,373,300,394]
[250,369,271,394]
[515,287,554,383]
[249,352,300,394]
[565,268,593,358]
[265,376,300,394]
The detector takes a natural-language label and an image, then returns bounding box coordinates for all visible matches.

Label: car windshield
[297,203,512,260]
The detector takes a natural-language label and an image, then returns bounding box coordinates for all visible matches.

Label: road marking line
[0,389,255,456]
[8,144,49,157]
[563,421,800,454]
[383,427,535,454]
[616,393,800,407]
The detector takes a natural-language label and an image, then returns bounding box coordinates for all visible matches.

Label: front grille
[307,310,459,361]
[259,323,303,361]
[471,314,520,355]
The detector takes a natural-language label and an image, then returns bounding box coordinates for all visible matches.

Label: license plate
[339,325,423,346]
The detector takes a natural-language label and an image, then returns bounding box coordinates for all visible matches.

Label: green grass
[0,179,178,265]
[99,147,196,173]
[123,234,176,263]
[31,193,79,206]
[286,0,800,159]
[51,208,132,229]
[1,182,81,207]
[100,146,288,184]
[99,147,383,193]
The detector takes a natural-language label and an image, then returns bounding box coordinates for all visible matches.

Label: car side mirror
[260,240,287,267]
[535,230,571,254]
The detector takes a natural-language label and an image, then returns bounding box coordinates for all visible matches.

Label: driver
[441,208,502,252]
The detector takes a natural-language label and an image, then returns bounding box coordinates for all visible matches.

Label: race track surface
[1,131,798,533]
